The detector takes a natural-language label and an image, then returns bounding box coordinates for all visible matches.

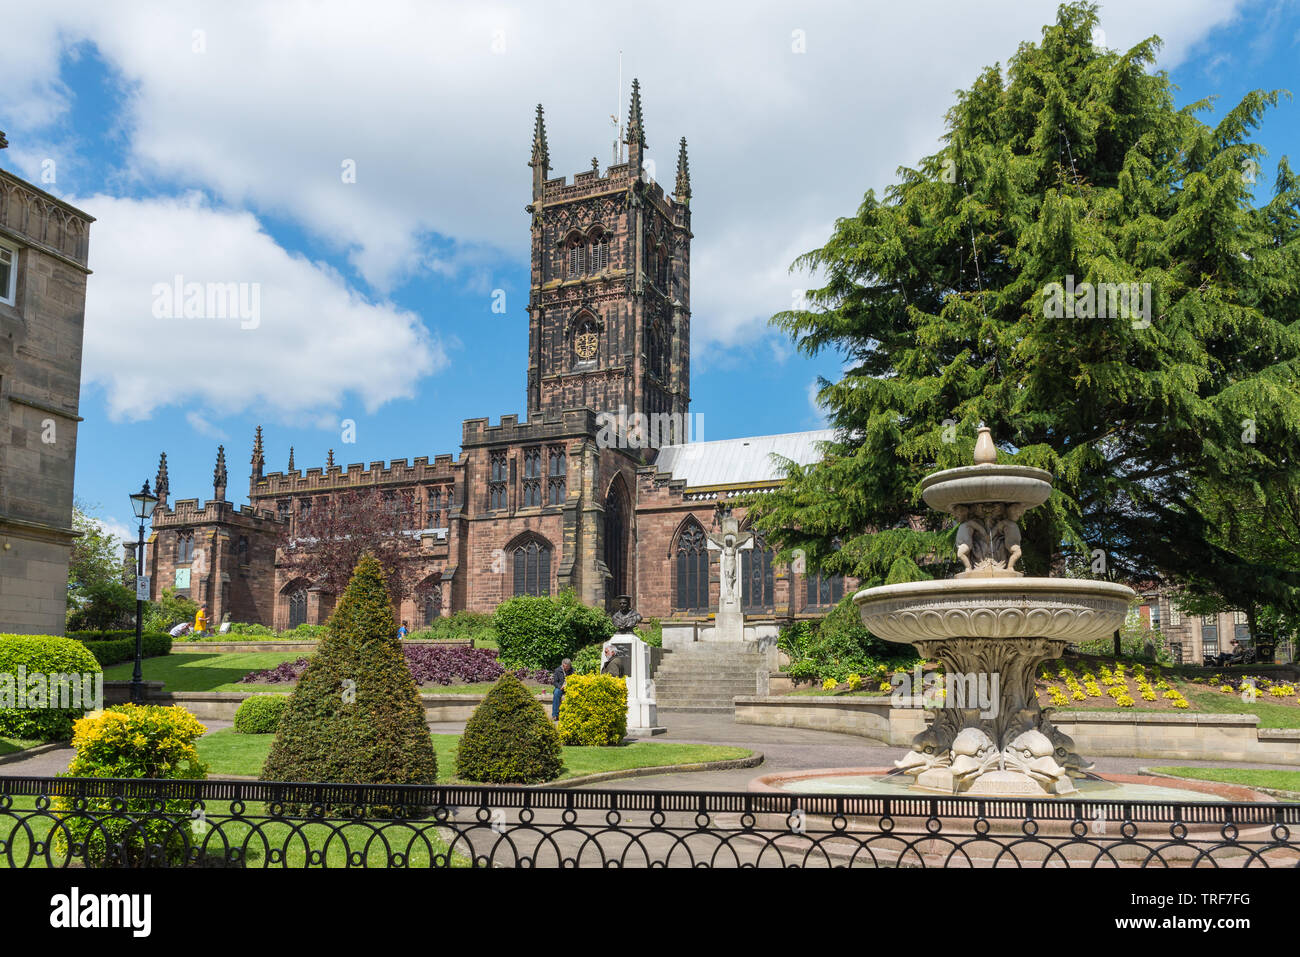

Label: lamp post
[128,481,158,705]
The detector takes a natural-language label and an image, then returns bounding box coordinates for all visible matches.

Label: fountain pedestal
[855,427,1135,798]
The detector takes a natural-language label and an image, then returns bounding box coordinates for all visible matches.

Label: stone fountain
[854,427,1135,797]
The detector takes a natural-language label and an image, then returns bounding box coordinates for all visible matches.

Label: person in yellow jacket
[194,606,208,635]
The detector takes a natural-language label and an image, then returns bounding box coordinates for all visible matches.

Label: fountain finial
[973,424,997,465]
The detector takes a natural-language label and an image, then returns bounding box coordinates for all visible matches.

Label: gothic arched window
[674,520,709,613]
[176,532,194,563]
[741,530,775,611]
[805,571,845,608]
[288,589,308,629]
[604,478,628,601]
[419,577,442,626]
[657,243,670,288]
[512,538,552,597]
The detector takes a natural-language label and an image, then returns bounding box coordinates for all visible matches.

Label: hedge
[493,590,613,669]
[67,630,172,667]
[0,634,104,741]
[233,694,289,734]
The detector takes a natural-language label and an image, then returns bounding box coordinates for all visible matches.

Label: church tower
[525,81,692,443]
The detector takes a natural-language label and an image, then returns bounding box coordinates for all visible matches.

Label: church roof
[651,429,836,491]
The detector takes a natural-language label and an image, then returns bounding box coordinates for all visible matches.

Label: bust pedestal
[606,634,666,737]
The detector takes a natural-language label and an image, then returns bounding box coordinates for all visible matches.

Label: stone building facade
[142,87,850,630]
[0,135,96,635]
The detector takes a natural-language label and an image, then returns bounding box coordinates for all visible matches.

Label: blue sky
[2,1,1296,542]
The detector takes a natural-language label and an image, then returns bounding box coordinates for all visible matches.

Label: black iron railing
[1,776,1297,868]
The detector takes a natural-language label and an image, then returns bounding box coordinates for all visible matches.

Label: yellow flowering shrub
[556,673,627,746]
[846,673,862,691]
[822,677,839,691]
[57,704,208,866]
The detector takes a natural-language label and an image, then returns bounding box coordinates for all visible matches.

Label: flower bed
[239,645,552,687]
[1036,660,1300,714]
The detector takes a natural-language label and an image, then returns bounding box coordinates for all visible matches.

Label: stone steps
[652,644,769,712]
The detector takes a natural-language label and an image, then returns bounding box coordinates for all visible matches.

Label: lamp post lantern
[128,480,158,705]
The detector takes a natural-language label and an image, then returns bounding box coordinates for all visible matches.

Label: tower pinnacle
[213,445,228,502]
[675,137,691,203]
[155,452,169,508]
[625,79,646,153]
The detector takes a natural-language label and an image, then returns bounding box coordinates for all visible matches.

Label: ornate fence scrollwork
[1,776,1297,868]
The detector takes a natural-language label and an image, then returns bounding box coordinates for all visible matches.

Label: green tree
[749,3,1300,616]
[66,502,132,630]
[260,554,437,788]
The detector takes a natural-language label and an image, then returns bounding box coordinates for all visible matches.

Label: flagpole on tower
[612,51,624,166]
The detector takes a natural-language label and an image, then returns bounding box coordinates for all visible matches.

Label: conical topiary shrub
[455,674,563,784]
[260,554,437,789]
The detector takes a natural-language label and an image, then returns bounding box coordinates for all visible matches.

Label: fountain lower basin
[854,577,1135,645]
[754,767,1278,804]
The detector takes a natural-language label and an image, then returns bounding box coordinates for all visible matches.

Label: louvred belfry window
[567,242,584,279]
[591,233,609,271]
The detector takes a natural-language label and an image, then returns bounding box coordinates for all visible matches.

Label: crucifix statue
[706,497,753,620]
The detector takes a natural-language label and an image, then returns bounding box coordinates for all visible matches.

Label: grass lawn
[1147,766,1300,796]
[197,728,752,782]
[0,736,44,756]
[100,651,308,692]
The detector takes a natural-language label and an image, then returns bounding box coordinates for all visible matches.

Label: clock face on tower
[574,321,599,361]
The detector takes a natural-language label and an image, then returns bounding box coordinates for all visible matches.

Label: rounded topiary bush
[456,674,563,783]
[0,634,103,741]
[260,555,438,790]
[557,673,627,746]
[233,694,288,733]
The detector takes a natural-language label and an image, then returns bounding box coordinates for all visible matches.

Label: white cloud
[78,192,445,421]
[4,0,1250,351]
[185,411,228,440]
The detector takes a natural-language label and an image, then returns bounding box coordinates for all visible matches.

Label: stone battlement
[461,409,600,447]
[255,453,459,496]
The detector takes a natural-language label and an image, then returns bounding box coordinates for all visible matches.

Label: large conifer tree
[261,553,437,787]
[750,2,1300,615]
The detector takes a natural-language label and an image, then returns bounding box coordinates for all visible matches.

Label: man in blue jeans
[551,658,573,720]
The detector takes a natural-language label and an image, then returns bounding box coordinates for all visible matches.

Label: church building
[141,83,846,631]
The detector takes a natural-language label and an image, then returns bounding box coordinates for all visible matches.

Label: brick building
[142,86,849,631]
[0,133,96,635]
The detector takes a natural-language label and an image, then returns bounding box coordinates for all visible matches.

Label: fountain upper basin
[854,577,1135,644]
[920,464,1053,514]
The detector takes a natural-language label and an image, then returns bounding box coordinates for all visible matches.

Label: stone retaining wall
[734,695,927,746]
[102,682,538,724]
[733,695,1300,765]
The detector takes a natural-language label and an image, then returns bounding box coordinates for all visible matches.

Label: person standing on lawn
[551,658,573,720]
